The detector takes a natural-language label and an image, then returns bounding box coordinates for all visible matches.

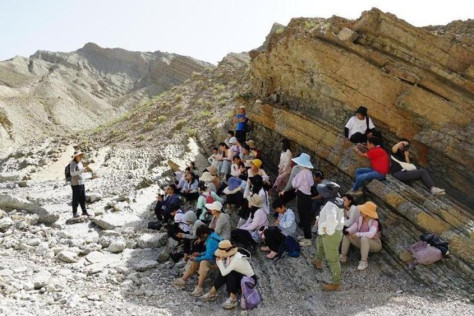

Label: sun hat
[357,201,378,219]
[200,172,214,182]
[228,137,237,145]
[246,140,256,148]
[292,153,314,169]
[251,159,262,169]
[223,177,241,194]
[248,194,263,208]
[355,106,368,116]
[239,106,246,109]
[72,151,84,158]
[207,166,218,176]
[205,201,223,212]
[214,240,238,258]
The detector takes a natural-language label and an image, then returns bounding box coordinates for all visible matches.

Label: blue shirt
[236,114,247,131]
[194,232,222,262]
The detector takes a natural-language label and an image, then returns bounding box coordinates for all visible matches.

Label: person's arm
[356,221,378,238]
[242,209,266,231]
[214,216,225,236]
[392,141,406,154]
[353,146,368,158]
[282,166,298,193]
[344,117,353,138]
[194,238,216,262]
[211,191,223,203]
[260,169,270,183]
[345,206,360,227]
[319,205,338,235]
[196,196,205,210]
[70,162,83,176]
[216,256,240,276]
[346,221,359,235]
[404,150,410,163]
[344,127,349,138]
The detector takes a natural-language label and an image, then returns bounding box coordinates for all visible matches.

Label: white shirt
[345,116,375,138]
[317,202,344,236]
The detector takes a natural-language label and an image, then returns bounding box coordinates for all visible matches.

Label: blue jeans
[352,168,385,190]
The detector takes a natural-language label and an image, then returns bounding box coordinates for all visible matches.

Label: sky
[0,0,472,64]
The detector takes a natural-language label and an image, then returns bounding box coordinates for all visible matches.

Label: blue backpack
[277,235,300,259]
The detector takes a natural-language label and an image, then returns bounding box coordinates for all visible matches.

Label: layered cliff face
[0,43,213,153]
[245,9,474,293]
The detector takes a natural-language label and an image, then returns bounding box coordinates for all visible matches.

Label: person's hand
[322,227,327,234]
[274,219,280,226]
[176,233,183,239]
[352,146,359,152]
[192,252,200,257]
[367,132,373,138]
[349,234,357,239]
[184,254,189,261]
[314,220,318,227]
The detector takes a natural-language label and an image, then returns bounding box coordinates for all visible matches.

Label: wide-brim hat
[248,194,263,208]
[358,201,378,219]
[355,106,368,116]
[228,137,237,145]
[72,151,84,158]
[214,240,238,258]
[205,201,223,212]
[246,140,256,148]
[223,186,241,195]
[207,166,218,176]
[227,177,241,191]
[292,153,313,169]
[200,172,214,182]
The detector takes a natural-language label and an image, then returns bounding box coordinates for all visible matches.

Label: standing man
[70,151,90,218]
[234,106,248,143]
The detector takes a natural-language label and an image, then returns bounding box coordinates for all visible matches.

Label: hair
[212,147,218,152]
[227,130,235,136]
[196,225,214,238]
[233,155,241,162]
[190,161,196,169]
[198,181,208,192]
[281,139,291,153]
[314,170,324,179]
[250,175,264,194]
[367,136,381,147]
[168,203,180,213]
[242,144,250,151]
[187,172,197,183]
[168,184,177,192]
[272,198,285,209]
[225,173,232,181]
[341,194,355,208]
[399,138,410,144]
[185,167,191,172]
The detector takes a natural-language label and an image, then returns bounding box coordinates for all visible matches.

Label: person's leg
[264,228,285,252]
[299,192,313,239]
[322,231,343,284]
[350,133,367,144]
[182,261,199,281]
[296,192,305,229]
[367,238,382,255]
[226,271,244,297]
[340,235,351,258]
[71,185,79,215]
[315,235,325,261]
[231,229,255,248]
[353,169,385,191]
[197,260,216,287]
[79,185,87,214]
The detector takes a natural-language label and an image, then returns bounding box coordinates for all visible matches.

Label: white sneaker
[357,260,368,271]
[190,286,204,297]
[200,292,217,302]
[431,187,445,196]
[299,239,312,247]
[172,278,185,287]
[222,297,238,309]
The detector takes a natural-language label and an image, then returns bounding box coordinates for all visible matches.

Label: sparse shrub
[175,104,183,111]
[137,135,145,141]
[174,119,186,131]
[197,98,204,106]
[187,128,197,137]
[205,101,212,110]
[198,111,212,119]
[175,94,183,102]
[143,122,154,132]
[157,115,167,123]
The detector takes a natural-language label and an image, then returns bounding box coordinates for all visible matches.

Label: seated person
[245,140,261,159]
[239,144,255,167]
[261,198,296,259]
[200,240,257,310]
[349,136,389,196]
[176,211,206,261]
[153,184,181,223]
[181,172,199,201]
[164,205,192,262]
[391,139,445,195]
[230,155,244,178]
[341,194,360,228]
[222,177,244,209]
[231,194,268,249]
[344,106,376,144]
[278,162,303,204]
[340,201,382,271]
[196,182,223,222]
[216,143,232,178]
[247,159,270,187]
[241,175,269,222]
[224,130,237,148]
[230,139,242,157]
[207,201,231,240]
[207,147,219,168]
[175,171,186,191]
[172,226,222,297]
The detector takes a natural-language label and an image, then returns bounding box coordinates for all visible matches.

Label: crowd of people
[68,104,447,310]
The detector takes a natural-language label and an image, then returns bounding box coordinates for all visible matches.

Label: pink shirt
[291,168,314,195]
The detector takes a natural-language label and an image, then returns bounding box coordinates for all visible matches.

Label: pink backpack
[408,241,442,266]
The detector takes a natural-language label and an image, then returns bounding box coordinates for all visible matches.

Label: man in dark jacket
[154,184,181,222]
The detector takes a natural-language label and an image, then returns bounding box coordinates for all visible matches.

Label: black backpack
[366,116,383,144]
[276,235,300,260]
[65,164,71,182]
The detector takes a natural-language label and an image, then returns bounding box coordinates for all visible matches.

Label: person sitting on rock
[207,201,231,240]
[312,202,345,291]
[196,182,223,223]
[164,204,191,262]
[222,177,244,210]
[154,184,181,223]
[172,225,222,297]
[225,130,237,148]
[349,136,389,196]
[245,140,261,159]
[239,144,255,167]
[234,106,249,143]
[200,171,218,193]
[200,240,257,310]
[69,151,91,218]
[273,138,293,193]
[231,194,268,250]
[175,171,187,191]
[216,142,232,179]
[176,211,206,261]
[240,175,269,224]
[181,172,199,201]
[230,138,242,157]
[342,194,360,228]
[344,106,376,144]
[261,198,296,259]
[340,201,382,271]
[207,147,219,168]
[230,155,244,178]
[390,138,445,196]
[247,159,271,189]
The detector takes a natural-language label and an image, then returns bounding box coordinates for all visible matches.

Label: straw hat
[248,194,263,208]
[205,201,223,212]
[214,240,238,258]
[245,140,256,148]
[292,153,313,169]
[357,201,378,219]
[207,166,218,176]
[200,172,214,182]
[251,159,262,169]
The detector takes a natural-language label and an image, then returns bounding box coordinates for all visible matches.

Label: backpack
[240,276,260,310]
[204,192,214,204]
[366,116,383,145]
[277,235,300,259]
[408,241,442,266]
[65,164,71,182]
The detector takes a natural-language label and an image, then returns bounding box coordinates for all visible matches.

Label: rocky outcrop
[0,43,213,152]
[0,194,59,224]
[245,8,474,293]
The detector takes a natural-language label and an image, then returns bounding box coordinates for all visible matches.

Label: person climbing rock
[69,151,90,218]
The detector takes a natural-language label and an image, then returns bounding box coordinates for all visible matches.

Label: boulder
[0,173,20,183]
[0,194,59,224]
[108,238,127,253]
[36,242,49,256]
[0,217,13,232]
[137,233,167,249]
[93,213,140,230]
[56,250,78,263]
[33,270,52,289]
[86,193,102,203]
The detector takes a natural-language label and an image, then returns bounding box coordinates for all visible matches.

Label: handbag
[408,241,442,265]
[391,155,417,171]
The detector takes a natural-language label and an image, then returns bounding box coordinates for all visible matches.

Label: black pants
[235,130,246,143]
[231,229,256,248]
[311,198,327,218]
[225,191,244,207]
[71,185,86,215]
[297,191,313,239]
[264,227,285,252]
[393,169,433,190]
[280,190,296,204]
[214,271,257,295]
[349,133,367,144]
[183,192,199,201]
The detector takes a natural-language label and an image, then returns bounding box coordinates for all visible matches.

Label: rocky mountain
[0,43,213,153]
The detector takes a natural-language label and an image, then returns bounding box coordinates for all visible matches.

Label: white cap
[205,201,223,212]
